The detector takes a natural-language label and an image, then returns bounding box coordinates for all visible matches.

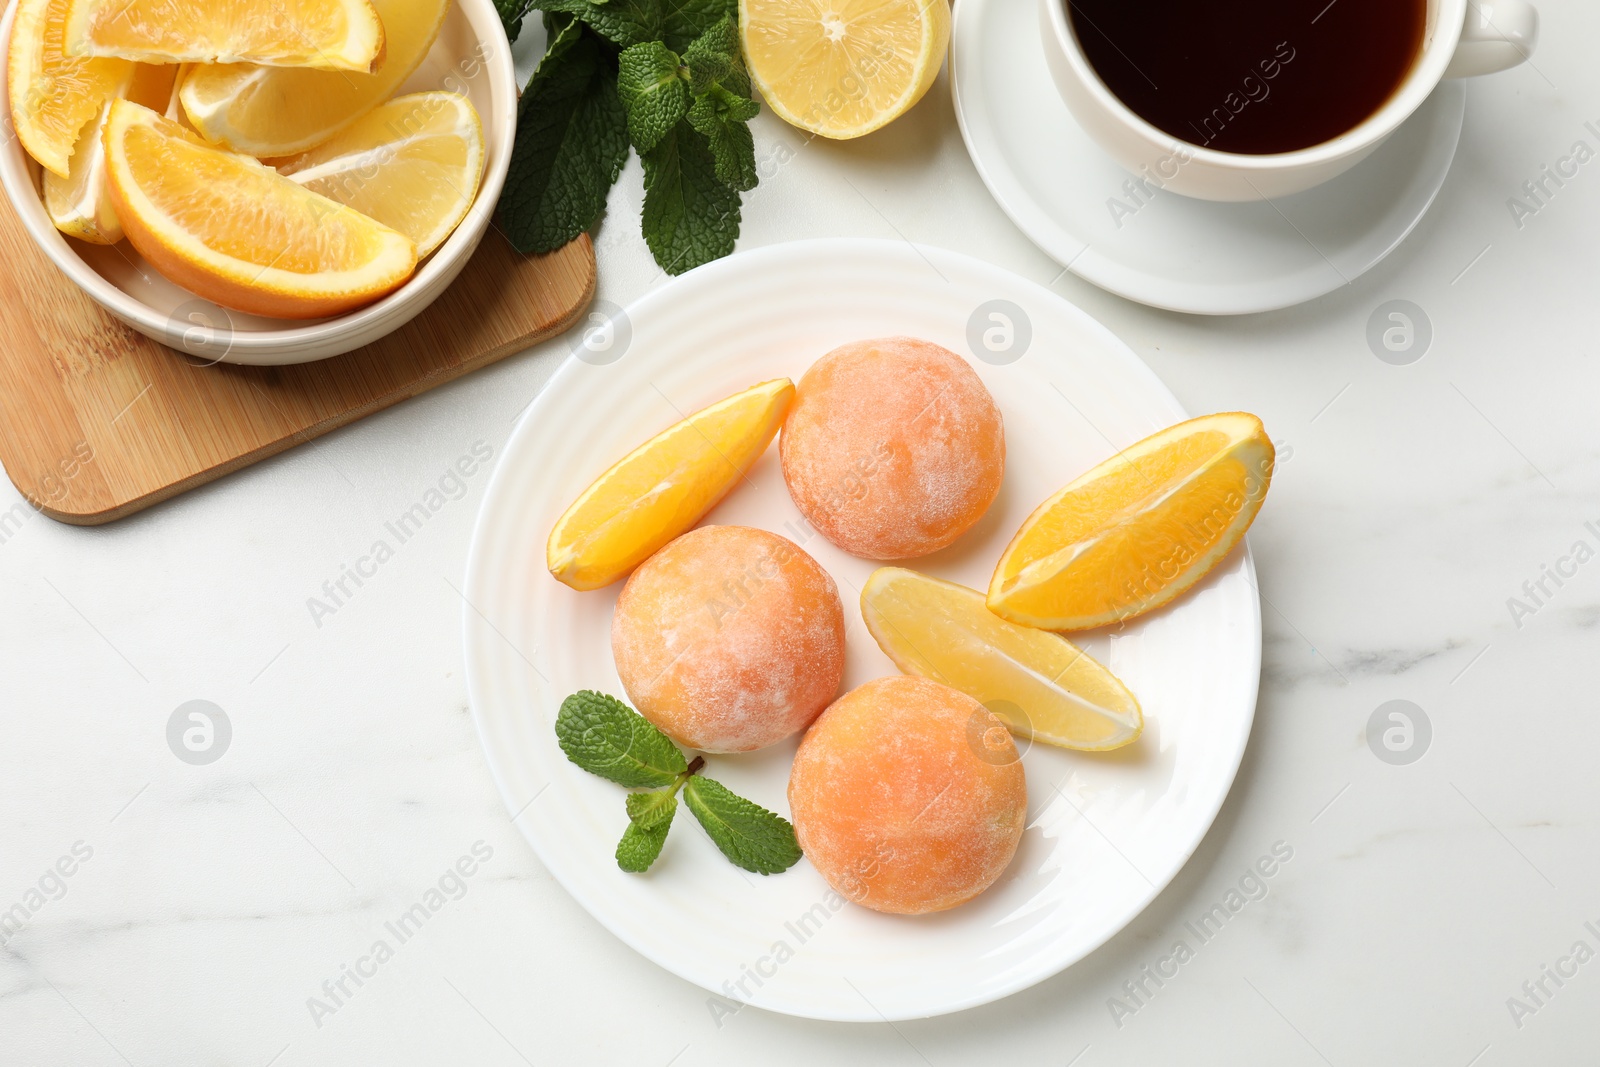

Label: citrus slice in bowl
[43,62,174,244]
[988,412,1275,631]
[274,92,485,259]
[63,0,385,71]
[179,0,448,157]
[862,567,1142,751]
[7,0,135,177]
[738,0,950,139]
[102,100,416,319]
[547,378,795,591]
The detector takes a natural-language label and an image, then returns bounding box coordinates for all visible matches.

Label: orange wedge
[863,568,1142,751]
[63,0,385,72]
[7,0,135,177]
[179,0,448,157]
[43,61,174,244]
[988,413,1274,631]
[103,100,416,319]
[547,379,795,591]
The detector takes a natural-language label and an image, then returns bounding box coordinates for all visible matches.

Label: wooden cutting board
[0,198,596,525]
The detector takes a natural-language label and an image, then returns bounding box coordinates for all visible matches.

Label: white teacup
[1041,0,1540,201]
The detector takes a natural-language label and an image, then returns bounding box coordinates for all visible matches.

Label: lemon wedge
[863,567,1142,752]
[179,0,448,157]
[275,92,484,259]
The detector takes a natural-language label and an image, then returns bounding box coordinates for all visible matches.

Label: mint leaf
[617,42,689,153]
[616,818,671,872]
[682,776,802,874]
[495,0,536,42]
[641,122,741,274]
[617,788,679,872]
[681,16,748,98]
[542,9,572,38]
[555,691,687,788]
[687,89,758,191]
[625,788,678,831]
[540,0,664,49]
[498,21,629,254]
[678,19,757,189]
[662,0,736,54]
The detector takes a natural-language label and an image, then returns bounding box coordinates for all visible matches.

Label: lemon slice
[179,0,448,157]
[739,0,950,139]
[275,92,484,259]
[547,378,795,591]
[989,413,1275,631]
[103,100,416,319]
[7,0,134,177]
[862,567,1142,751]
[64,0,385,72]
[43,62,174,244]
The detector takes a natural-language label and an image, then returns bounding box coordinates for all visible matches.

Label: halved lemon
[739,0,950,139]
[274,92,484,259]
[43,61,174,244]
[988,413,1275,631]
[7,0,134,177]
[862,567,1142,751]
[179,0,448,157]
[548,379,795,591]
[63,0,385,72]
[103,100,416,319]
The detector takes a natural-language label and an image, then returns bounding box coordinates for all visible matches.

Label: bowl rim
[0,0,518,355]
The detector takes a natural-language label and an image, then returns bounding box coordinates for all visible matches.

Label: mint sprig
[497,4,761,274]
[555,692,802,874]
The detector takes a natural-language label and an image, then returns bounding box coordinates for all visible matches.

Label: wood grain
[0,196,595,526]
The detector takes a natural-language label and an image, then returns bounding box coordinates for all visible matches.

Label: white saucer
[950,0,1468,315]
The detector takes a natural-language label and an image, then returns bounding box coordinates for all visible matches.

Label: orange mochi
[611,525,846,753]
[788,676,1027,915]
[780,337,1005,560]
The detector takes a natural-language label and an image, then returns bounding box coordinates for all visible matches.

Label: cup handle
[1444,0,1540,78]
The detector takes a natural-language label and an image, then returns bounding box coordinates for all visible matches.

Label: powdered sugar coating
[788,676,1027,915]
[780,337,1005,560]
[611,526,846,753]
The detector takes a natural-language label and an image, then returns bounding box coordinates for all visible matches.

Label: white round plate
[464,239,1262,1021]
[950,0,1467,316]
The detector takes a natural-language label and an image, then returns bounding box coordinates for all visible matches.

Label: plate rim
[949,0,1467,316]
[462,237,1264,1020]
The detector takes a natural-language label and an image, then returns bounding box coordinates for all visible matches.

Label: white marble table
[4,4,1597,1063]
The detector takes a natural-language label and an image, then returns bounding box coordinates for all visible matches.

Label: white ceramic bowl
[0,0,517,366]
